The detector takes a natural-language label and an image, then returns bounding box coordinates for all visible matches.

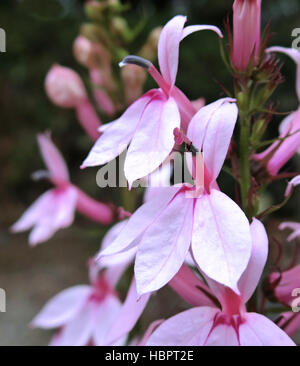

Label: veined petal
[187,98,238,184]
[146,307,219,346]
[124,95,180,186]
[37,132,69,183]
[158,15,187,86]
[135,191,194,296]
[31,285,92,329]
[238,218,269,303]
[53,302,94,346]
[192,190,252,293]
[105,279,150,345]
[98,185,182,258]
[99,221,136,287]
[81,90,156,168]
[205,323,239,346]
[92,295,123,346]
[239,313,295,346]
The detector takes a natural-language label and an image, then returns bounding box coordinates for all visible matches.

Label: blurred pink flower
[253,47,300,175]
[81,15,222,186]
[232,0,262,70]
[97,99,253,296]
[45,64,101,141]
[11,132,114,246]
[31,223,149,346]
[146,219,295,346]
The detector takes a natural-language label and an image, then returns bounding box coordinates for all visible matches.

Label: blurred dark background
[0,0,300,345]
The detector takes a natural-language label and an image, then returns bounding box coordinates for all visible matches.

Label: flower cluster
[11,0,300,346]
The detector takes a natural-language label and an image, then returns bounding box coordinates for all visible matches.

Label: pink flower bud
[232,0,262,70]
[45,64,86,108]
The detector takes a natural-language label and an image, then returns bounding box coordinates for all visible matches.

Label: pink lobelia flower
[232,0,262,71]
[31,223,149,346]
[81,15,222,187]
[252,47,300,176]
[10,132,114,246]
[45,64,101,141]
[97,98,253,297]
[146,219,295,346]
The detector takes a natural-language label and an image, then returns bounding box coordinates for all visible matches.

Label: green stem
[239,118,251,216]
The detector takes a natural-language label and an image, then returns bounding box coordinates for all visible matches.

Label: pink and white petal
[205,324,239,346]
[187,98,237,182]
[192,190,252,293]
[135,192,194,296]
[239,313,295,346]
[158,15,187,86]
[31,285,92,329]
[105,279,150,345]
[146,307,219,346]
[53,302,95,346]
[10,190,55,233]
[81,90,155,168]
[285,175,300,197]
[202,100,238,183]
[267,47,300,101]
[98,220,136,286]
[124,96,180,186]
[28,187,77,246]
[168,264,217,307]
[98,185,182,258]
[92,295,124,346]
[37,132,69,182]
[279,221,300,241]
[279,112,296,135]
[238,218,269,303]
[181,25,223,40]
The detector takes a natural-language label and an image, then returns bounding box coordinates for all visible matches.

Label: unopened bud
[45,64,86,108]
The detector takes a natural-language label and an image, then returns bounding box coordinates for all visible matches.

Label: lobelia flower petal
[97,185,182,258]
[191,189,252,293]
[135,191,194,296]
[146,307,219,346]
[238,218,269,303]
[158,16,222,88]
[30,285,92,329]
[98,221,137,287]
[239,313,296,346]
[92,295,124,346]
[187,98,238,185]
[181,25,223,41]
[158,15,187,87]
[267,46,300,102]
[285,175,300,197]
[52,302,95,346]
[28,187,78,246]
[124,95,180,186]
[81,90,156,168]
[105,279,150,345]
[205,323,239,346]
[37,132,69,183]
[10,190,56,233]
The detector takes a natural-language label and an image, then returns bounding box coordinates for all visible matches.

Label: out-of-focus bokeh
[1,0,300,345]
